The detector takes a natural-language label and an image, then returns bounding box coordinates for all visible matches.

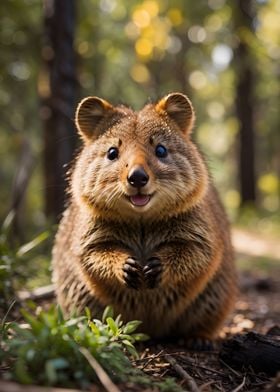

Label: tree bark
[234,0,256,206]
[41,0,78,221]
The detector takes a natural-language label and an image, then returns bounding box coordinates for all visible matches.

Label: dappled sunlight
[211,44,233,70]
[233,228,280,259]
[188,25,207,43]
[130,63,150,83]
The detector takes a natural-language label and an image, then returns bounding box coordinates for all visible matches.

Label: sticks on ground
[79,347,121,392]
[163,352,200,392]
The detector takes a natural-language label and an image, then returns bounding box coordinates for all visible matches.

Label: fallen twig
[231,376,246,392]
[180,355,226,377]
[220,359,242,377]
[134,350,187,363]
[141,349,164,370]
[17,284,55,301]
[163,352,200,392]
[79,347,121,392]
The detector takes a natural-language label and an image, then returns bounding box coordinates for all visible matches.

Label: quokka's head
[72,93,208,221]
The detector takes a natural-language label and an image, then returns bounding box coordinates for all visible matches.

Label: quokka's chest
[82,216,203,263]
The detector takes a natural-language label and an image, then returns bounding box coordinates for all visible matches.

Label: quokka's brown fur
[52,93,237,340]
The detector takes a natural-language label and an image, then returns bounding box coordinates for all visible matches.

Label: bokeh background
[0,0,279,296]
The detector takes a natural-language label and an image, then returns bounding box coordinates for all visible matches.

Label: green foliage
[14,229,52,290]
[0,218,51,314]
[0,215,20,310]
[0,0,42,224]
[0,306,182,391]
[0,233,14,310]
[237,205,280,236]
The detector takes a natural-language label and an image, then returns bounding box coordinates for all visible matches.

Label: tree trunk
[41,0,78,221]
[234,0,256,206]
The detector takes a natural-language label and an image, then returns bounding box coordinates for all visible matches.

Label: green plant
[0,217,16,310]
[0,215,50,314]
[0,306,183,391]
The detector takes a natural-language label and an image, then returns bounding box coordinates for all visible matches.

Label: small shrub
[0,306,183,391]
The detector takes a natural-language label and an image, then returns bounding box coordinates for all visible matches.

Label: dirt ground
[131,269,280,392]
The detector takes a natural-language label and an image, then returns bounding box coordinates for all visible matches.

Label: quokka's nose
[127,166,149,188]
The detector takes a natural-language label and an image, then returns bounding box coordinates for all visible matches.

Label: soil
[132,270,280,392]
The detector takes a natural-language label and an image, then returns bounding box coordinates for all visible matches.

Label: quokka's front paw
[123,257,143,290]
[143,257,162,289]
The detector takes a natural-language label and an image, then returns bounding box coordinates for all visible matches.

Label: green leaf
[122,340,138,358]
[85,307,91,320]
[57,306,64,324]
[106,317,118,335]
[45,360,57,384]
[65,316,86,327]
[119,334,135,342]
[20,309,42,335]
[123,320,142,334]
[102,306,114,323]
[88,321,100,336]
[17,231,49,257]
[14,358,33,384]
[131,333,150,342]
[115,314,123,327]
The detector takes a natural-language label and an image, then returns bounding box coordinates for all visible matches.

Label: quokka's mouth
[129,194,151,207]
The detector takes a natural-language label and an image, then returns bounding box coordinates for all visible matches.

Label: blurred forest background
[0,0,279,296]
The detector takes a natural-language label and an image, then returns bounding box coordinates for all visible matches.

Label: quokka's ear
[155,93,195,134]
[75,96,116,141]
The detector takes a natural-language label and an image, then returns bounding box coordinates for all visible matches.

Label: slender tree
[234,0,256,206]
[41,0,78,221]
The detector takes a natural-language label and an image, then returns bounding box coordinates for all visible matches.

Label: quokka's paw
[123,257,143,290]
[143,257,162,289]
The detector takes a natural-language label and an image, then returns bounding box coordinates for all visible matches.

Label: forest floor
[1,228,279,392]
[127,228,280,392]
[132,272,280,392]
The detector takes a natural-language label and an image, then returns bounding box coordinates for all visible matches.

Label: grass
[0,221,52,314]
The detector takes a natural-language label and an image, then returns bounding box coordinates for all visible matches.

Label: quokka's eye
[107,147,119,160]
[155,144,168,158]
